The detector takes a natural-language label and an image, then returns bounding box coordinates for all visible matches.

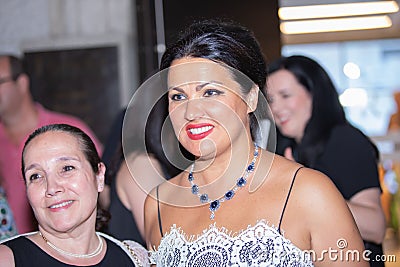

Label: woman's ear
[247,85,259,113]
[96,162,106,192]
[16,73,30,95]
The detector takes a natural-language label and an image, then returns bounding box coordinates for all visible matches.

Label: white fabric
[150,220,314,266]
[98,232,150,267]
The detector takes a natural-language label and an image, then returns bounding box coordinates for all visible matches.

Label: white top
[150,220,314,266]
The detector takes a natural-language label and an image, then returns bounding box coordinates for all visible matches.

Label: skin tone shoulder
[0,129,106,266]
[144,57,368,266]
[116,151,164,239]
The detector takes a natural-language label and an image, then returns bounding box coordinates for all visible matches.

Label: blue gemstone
[247,164,254,171]
[237,177,247,187]
[210,212,215,220]
[225,190,234,200]
[200,194,209,203]
[209,200,220,211]
[188,173,194,181]
[191,184,199,194]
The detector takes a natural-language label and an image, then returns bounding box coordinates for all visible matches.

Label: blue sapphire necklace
[188,144,259,220]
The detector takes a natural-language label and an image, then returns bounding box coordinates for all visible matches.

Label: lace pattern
[150,220,314,266]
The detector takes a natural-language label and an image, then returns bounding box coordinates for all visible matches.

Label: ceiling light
[281,15,392,34]
[279,1,399,20]
[339,88,368,107]
[343,62,361,79]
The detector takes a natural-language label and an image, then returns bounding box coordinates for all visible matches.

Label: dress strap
[156,185,164,238]
[278,166,304,234]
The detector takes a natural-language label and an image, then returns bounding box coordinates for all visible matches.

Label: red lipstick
[186,123,214,140]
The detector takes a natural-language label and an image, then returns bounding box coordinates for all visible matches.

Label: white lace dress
[149,220,314,266]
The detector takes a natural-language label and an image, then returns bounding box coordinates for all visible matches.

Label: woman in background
[265,55,386,267]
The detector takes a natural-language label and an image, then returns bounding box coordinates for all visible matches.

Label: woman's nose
[184,99,205,121]
[269,98,281,114]
[45,176,64,197]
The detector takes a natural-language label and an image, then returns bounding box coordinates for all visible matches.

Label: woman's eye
[170,93,186,101]
[63,165,75,172]
[28,173,42,182]
[204,89,223,97]
[266,95,274,103]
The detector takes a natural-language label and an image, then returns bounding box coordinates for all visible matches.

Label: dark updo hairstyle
[160,19,267,140]
[21,123,109,230]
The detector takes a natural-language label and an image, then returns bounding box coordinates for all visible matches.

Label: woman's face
[167,57,257,159]
[23,131,105,233]
[267,69,312,142]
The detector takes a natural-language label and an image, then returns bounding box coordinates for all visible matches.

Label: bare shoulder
[144,173,184,247]
[144,184,160,248]
[0,244,14,267]
[128,152,162,171]
[294,165,340,195]
[120,152,165,194]
[271,157,367,265]
[124,152,163,180]
[288,160,345,205]
[265,153,347,210]
[297,168,347,210]
[144,179,164,215]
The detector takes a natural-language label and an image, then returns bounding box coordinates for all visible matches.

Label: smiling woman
[265,55,386,267]
[143,19,369,266]
[0,124,148,267]
[166,58,256,159]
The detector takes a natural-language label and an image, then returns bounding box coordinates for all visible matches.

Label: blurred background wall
[0,0,280,144]
[0,0,137,143]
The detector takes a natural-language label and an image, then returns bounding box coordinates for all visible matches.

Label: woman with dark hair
[144,19,367,266]
[266,55,386,267]
[0,124,148,266]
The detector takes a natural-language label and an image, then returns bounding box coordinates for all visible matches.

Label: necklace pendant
[188,144,259,221]
[210,211,215,220]
[209,201,219,220]
[209,200,220,212]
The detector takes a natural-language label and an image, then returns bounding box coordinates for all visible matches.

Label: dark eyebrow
[195,82,211,91]
[169,81,223,92]
[24,156,80,173]
[24,163,41,173]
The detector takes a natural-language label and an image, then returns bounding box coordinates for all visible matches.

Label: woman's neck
[192,141,256,190]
